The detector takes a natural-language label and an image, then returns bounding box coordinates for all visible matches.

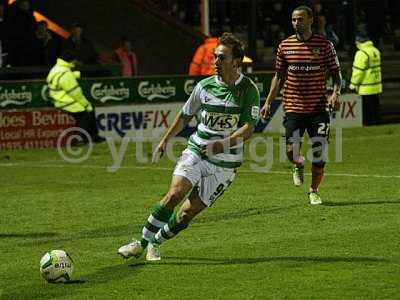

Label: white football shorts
[173,149,236,207]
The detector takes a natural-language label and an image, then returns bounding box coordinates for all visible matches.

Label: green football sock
[141,203,173,247]
[153,212,188,245]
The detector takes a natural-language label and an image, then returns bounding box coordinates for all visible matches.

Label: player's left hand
[152,139,167,163]
[328,93,340,111]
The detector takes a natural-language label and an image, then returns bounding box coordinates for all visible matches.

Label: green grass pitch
[0,124,399,299]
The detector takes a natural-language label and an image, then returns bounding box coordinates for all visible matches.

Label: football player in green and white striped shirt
[118,32,260,261]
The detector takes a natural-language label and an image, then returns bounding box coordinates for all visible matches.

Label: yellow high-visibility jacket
[349,41,382,95]
[46,58,93,113]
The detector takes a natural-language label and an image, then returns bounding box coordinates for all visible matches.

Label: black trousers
[69,110,100,142]
[362,94,380,125]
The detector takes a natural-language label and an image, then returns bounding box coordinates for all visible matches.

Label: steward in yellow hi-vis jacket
[47,50,104,144]
[350,33,382,125]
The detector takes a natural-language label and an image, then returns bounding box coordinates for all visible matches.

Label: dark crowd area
[0,0,398,71]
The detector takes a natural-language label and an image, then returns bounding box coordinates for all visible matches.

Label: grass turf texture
[0,124,399,300]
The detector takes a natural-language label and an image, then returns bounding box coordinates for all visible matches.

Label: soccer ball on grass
[39,250,74,283]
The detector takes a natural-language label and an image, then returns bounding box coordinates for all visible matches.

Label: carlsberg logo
[91,82,130,103]
[0,86,32,107]
[184,80,196,96]
[138,81,176,101]
[41,85,51,102]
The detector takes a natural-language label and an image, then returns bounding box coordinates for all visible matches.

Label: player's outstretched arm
[261,71,285,119]
[152,111,192,162]
[327,69,342,111]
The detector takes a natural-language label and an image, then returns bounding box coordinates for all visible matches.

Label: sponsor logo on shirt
[312,48,321,58]
[204,95,212,103]
[203,112,239,131]
[288,65,321,71]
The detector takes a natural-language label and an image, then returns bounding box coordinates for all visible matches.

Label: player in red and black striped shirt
[261,5,342,205]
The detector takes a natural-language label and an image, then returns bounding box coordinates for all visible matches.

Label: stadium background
[1,0,400,122]
[1,0,399,148]
[0,1,399,299]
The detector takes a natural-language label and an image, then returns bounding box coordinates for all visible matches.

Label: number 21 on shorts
[317,122,330,136]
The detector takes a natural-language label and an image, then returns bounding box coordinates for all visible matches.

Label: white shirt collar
[215,72,243,87]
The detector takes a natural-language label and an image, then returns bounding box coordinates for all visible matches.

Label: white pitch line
[0,162,399,179]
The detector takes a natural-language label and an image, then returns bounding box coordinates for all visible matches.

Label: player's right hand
[152,140,167,163]
[260,104,271,119]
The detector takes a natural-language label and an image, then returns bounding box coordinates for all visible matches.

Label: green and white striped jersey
[182,73,260,168]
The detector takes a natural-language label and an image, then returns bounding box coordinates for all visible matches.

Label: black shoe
[71,139,88,147]
[92,136,106,144]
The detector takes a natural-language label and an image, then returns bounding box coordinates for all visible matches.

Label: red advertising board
[0,108,75,149]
